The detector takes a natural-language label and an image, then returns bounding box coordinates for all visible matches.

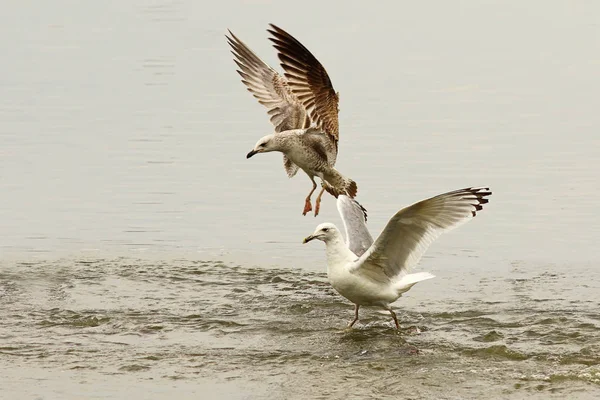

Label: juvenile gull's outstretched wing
[226,30,310,177]
[226,30,310,133]
[268,24,340,142]
[354,188,492,283]
[337,196,373,257]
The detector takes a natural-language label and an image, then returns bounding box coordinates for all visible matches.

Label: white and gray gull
[303,187,492,329]
[226,24,357,216]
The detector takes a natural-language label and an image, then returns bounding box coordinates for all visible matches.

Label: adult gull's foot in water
[303,187,492,329]
[227,24,357,216]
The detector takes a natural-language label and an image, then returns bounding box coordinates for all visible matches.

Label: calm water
[1,1,599,399]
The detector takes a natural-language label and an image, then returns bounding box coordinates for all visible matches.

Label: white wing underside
[351,188,492,284]
[336,195,373,257]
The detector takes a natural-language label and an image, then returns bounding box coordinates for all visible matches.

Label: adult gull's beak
[302,234,315,244]
[246,150,258,159]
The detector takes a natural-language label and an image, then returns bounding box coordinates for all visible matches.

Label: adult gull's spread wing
[337,195,373,257]
[268,24,340,143]
[354,187,491,283]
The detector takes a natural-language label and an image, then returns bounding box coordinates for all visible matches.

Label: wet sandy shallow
[1,259,599,399]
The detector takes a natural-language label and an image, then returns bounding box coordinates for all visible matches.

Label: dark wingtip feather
[353,199,369,222]
[267,23,285,38]
[466,187,492,217]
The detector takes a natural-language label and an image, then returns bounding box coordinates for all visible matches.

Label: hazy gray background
[2,0,598,269]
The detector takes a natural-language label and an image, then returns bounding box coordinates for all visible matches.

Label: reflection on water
[1,0,600,398]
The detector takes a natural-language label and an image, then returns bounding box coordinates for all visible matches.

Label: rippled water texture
[1,260,599,399]
[2,0,600,399]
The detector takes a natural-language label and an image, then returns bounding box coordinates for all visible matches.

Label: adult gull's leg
[386,306,400,330]
[348,304,360,327]
[303,177,318,215]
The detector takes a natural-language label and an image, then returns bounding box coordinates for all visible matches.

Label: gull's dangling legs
[348,304,360,327]
[314,187,326,217]
[303,177,318,216]
[386,307,400,330]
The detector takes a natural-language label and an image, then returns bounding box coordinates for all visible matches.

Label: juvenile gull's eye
[322,228,329,232]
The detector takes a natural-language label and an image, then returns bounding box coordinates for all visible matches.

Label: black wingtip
[467,187,492,217]
[354,199,369,223]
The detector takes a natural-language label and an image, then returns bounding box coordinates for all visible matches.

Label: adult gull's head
[303,223,340,244]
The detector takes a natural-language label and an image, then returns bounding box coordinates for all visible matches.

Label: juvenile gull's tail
[323,169,358,199]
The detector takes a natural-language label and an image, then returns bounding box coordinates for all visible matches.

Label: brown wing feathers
[226,30,310,133]
[267,24,340,142]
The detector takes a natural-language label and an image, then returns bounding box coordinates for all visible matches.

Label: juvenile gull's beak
[303,234,315,244]
[246,150,258,159]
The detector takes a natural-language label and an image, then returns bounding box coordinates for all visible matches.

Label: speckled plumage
[266,128,356,198]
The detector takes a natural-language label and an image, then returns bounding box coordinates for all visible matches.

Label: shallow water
[1,259,599,399]
[1,0,600,399]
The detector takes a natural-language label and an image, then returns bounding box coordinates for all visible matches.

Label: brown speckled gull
[226,24,357,216]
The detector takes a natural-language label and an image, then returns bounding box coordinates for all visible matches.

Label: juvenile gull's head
[246,134,277,158]
[303,223,340,244]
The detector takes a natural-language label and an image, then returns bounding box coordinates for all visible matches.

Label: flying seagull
[303,187,492,329]
[226,24,357,216]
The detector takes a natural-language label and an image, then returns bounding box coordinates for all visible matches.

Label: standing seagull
[303,187,492,329]
[226,24,357,216]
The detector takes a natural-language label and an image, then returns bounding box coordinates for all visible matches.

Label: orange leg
[303,178,318,216]
[314,187,326,217]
